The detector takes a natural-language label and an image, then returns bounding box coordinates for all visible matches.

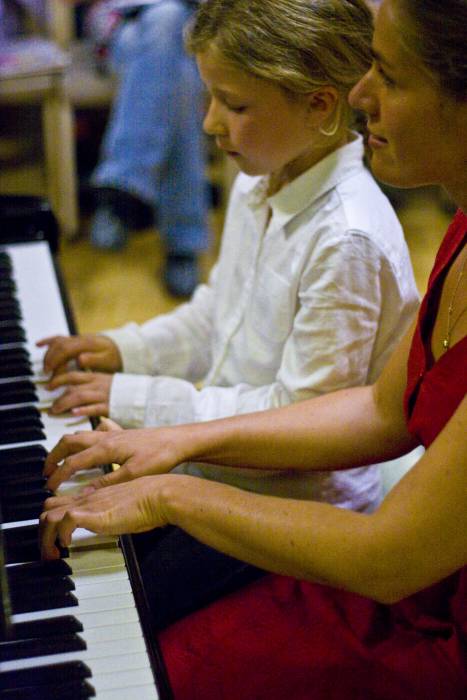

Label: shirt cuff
[109,373,152,428]
[101,323,153,374]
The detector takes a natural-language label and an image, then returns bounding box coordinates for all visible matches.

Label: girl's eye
[226,103,246,113]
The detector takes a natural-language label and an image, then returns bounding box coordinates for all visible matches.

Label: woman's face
[349,0,467,196]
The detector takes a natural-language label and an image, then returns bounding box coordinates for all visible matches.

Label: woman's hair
[185,0,374,133]
[396,0,467,100]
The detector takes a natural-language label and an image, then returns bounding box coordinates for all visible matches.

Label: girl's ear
[305,86,340,126]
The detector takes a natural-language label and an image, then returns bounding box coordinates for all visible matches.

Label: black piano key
[12,615,83,641]
[0,329,26,344]
[0,404,41,420]
[0,405,43,429]
[2,496,51,523]
[0,459,46,482]
[0,306,22,323]
[0,632,86,662]
[0,278,16,292]
[0,296,19,308]
[12,573,75,596]
[0,252,13,271]
[0,360,33,378]
[3,524,42,564]
[0,474,48,490]
[0,319,23,332]
[0,444,47,468]
[0,427,46,446]
[6,559,72,583]
[0,660,92,688]
[2,487,53,504]
[4,525,68,564]
[0,380,38,405]
[0,347,31,363]
[11,590,78,615]
[0,679,96,699]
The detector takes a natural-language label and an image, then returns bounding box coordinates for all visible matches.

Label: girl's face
[349,0,467,200]
[197,46,340,186]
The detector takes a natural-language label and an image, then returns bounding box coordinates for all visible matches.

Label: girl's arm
[43,321,418,490]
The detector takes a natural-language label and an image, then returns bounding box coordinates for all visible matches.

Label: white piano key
[5,241,69,352]
[12,592,138,625]
[91,667,156,692]
[81,621,144,643]
[97,684,159,700]
[69,528,117,550]
[73,577,133,599]
[2,640,150,672]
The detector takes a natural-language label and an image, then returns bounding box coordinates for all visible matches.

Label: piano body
[0,209,172,699]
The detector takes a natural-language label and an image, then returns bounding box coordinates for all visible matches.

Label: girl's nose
[203,97,227,137]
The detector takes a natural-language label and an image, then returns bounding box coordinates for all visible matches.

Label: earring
[319,102,342,137]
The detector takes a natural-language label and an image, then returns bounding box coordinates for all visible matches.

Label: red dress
[159,211,467,700]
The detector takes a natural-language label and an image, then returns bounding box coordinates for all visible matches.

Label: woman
[41,0,466,696]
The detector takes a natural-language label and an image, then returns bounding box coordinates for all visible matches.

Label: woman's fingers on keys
[40,506,78,559]
[43,432,113,491]
[97,417,123,432]
[43,431,98,475]
[86,465,132,491]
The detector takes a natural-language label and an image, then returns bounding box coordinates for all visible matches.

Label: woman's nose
[349,71,376,117]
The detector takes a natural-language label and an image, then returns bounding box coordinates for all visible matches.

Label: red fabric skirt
[159,571,466,699]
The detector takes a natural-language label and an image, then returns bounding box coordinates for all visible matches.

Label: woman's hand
[47,371,113,418]
[40,475,174,560]
[43,425,189,491]
[37,334,122,377]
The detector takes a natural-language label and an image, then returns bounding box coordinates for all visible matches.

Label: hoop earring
[319,102,342,137]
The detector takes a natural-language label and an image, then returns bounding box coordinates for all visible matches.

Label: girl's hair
[396,0,467,100]
[185,0,374,133]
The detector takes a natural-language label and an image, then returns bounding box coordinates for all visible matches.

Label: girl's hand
[37,334,122,377]
[47,371,113,418]
[39,475,173,560]
[43,425,188,491]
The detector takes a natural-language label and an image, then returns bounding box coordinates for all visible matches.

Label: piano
[0,229,173,698]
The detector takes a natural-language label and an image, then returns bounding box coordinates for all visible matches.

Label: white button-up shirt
[104,135,419,510]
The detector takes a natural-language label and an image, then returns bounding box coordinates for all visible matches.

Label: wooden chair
[0,17,79,239]
[0,0,116,240]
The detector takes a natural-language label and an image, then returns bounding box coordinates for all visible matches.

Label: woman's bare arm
[41,392,466,602]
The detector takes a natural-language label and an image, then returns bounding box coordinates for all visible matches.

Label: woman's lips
[368,133,389,149]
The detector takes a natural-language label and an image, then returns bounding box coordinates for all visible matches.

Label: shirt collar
[244,132,365,229]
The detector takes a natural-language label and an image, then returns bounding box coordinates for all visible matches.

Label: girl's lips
[216,139,239,156]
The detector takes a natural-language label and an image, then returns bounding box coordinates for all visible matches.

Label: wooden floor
[58,185,453,335]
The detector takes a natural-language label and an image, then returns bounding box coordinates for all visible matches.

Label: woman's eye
[376,64,395,87]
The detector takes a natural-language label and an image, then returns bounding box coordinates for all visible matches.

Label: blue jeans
[91,0,209,255]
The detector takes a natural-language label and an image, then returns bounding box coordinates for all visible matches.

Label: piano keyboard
[0,242,169,699]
